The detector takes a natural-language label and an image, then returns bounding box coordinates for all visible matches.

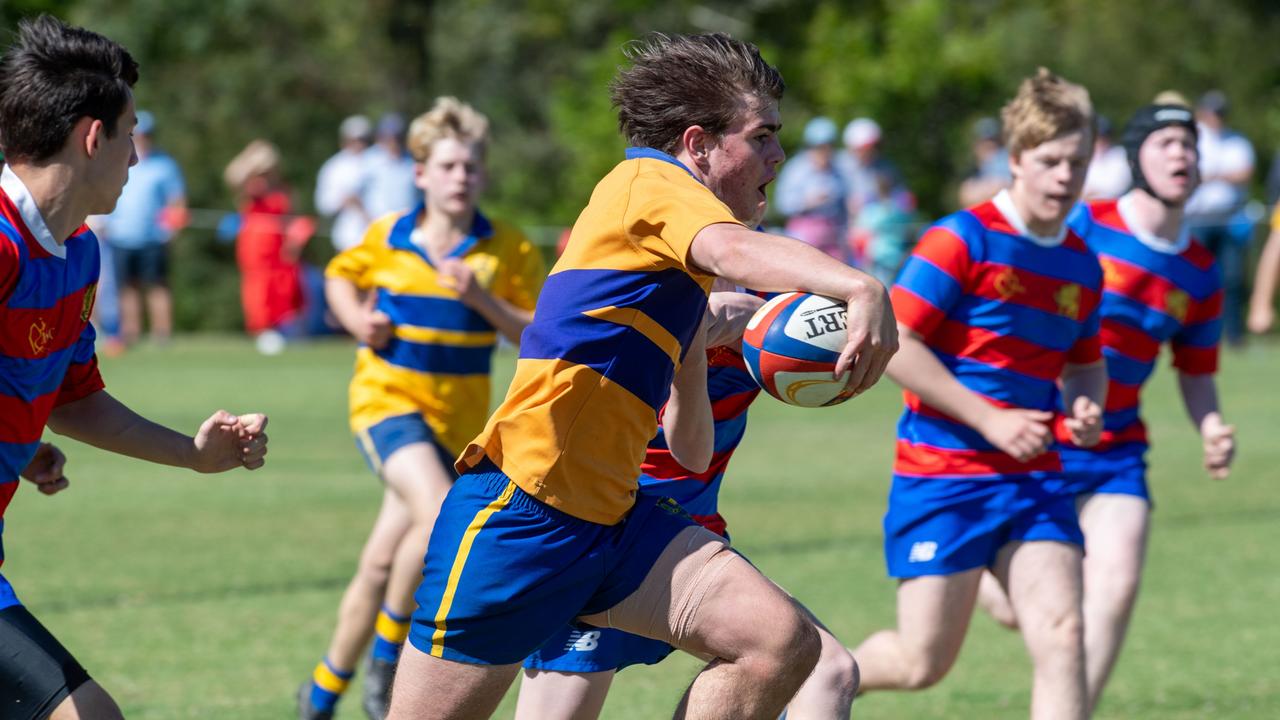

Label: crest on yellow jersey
[993,267,1026,300]
[1166,289,1189,323]
[1055,283,1082,320]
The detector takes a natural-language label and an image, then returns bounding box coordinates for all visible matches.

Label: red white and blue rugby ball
[742,292,854,408]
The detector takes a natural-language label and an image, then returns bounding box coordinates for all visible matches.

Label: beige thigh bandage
[578,525,734,649]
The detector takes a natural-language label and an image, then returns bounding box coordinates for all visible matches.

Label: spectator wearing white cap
[834,117,905,219]
[315,114,373,252]
[361,113,419,222]
[774,116,848,260]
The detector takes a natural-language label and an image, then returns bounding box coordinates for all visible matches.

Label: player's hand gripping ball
[742,292,855,407]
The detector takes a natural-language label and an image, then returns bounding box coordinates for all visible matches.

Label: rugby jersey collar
[991,189,1068,248]
[1116,192,1192,255]
[0,165,66,259]
[625,147,699,181]
[388,202,493,266]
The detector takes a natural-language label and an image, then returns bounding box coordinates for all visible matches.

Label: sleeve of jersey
[56,325,105,407]
[625,175,741,273]
[496,229,546,312]
[1171,288,1223,374]
[324,223,383,288]
[889,226,971,338]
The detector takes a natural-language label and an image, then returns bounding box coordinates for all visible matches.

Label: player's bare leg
[786,611,858,719]
[977,570,1019,629]
[387,647,521,720]
[991,541,1086,720]
[363,443,456,717]
[1076,493,1149,713]
[851,569,982,691]
[580,527,821,720]
[324,490,412,670]
[514,669,616,720]
[50,680,124,720]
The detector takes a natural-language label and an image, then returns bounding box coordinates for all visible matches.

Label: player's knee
[755,610,821,685]
[355,554,394,589]
[812,641,859,702]
[1025,605,1084,659]
[898,645,958,690]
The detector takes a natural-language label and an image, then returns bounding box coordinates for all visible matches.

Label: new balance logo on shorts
[564,630,602,652]
[908,541,938,563]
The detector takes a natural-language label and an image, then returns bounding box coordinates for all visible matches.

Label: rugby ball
[742,292,854,408]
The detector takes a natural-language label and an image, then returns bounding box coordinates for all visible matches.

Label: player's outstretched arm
[1060,360,1107,448]
[689,223,898,396]
[888,326,1052,462]
[1177,372,1234,480]
[45,391,268,473]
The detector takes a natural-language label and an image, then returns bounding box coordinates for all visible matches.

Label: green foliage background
[4,0,1280,329]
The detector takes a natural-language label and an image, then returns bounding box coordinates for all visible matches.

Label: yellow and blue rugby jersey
[456,148,743,525]
[326,205,544,457]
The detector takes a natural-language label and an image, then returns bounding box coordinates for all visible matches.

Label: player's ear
[78,116,103,159]
[682,125,713,165]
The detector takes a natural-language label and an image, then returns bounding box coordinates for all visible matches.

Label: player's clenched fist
[1063,396,1103,448]
[978,407,1054,462]
[20,442,70,496]
[190,410,270,472]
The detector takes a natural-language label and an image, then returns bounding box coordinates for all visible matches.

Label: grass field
[6,335,1279,718]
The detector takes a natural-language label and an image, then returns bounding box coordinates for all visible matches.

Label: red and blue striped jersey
[0,167,104,578]
[889,191,1103,480]
[1055,198,1221,467]
[639,344,760,537]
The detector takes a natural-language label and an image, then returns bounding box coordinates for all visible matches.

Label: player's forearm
[1061,360,1107,409]
[325,277,370,336]
[664,352,713,473]
[1178,372,1224,433]
[886,329,995,430]
[46,391,198,469]
[690,224,883,308]
[466,292,534,345]
[1249,230,1280,314]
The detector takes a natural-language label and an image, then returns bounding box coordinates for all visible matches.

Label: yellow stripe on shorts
[355,426,383,476]
[430,480,519,657]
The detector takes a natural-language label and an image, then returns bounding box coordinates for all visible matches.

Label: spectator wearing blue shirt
[775,116,848,260]
[360,113,418,221]
[101,110,187,346]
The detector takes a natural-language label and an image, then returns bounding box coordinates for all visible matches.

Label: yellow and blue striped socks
[308,657,353,713]
[371,605,410,663]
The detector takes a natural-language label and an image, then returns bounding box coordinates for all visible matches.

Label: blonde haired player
[298,97,545,720]
[852,69,1107,720]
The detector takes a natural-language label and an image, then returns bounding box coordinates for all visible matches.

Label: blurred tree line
[4,0,1280,330]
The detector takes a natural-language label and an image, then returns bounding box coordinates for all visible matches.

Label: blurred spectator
[361,113,419,220]
[84,215,123,355]
[224,140,316,354]
[774,116,847,260]
[835,117,905,218]
[852,171,917,286]
[957,116,1012,207]
[1083,115,1131,199]
[315,114,373,252]
[100,110,187,347]
[1186,90,1255,345]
